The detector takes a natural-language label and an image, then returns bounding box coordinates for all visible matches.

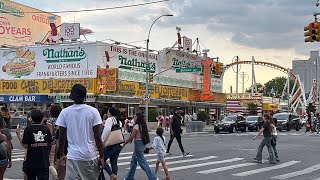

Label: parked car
[214,115,247,133]
[273,113,301,131]
[246,116,263,131]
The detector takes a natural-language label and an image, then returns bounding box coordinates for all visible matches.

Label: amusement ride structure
[222,56,308,114]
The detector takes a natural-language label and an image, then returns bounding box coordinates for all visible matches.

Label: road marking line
[12,152,24,155]
[4,178,24,180]
[12,149,24,152]
[12,158,24,162]
[271,163,320,179]
[122,155,194,167]
[197,163,256,174]
[118,153,156,160]
[120,152,133,155]
[166,158,244,172]
[134,156,217,169]
[233,161,300,177]
[11,154,25,158]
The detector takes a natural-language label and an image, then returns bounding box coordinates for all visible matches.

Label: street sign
[144,93,150,100]
[176,67,202,73]
[55,94,61,103]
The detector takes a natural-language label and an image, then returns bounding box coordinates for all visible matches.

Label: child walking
[152,128,170,180]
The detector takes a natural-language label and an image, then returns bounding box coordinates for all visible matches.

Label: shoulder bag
[104,117,125,148]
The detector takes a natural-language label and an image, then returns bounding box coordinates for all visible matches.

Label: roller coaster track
[223,60,306,114]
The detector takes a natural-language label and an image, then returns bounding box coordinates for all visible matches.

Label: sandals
[110,174,117,180]
[162,177,171,180]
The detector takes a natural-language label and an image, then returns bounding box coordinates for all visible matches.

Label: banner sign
[97,43,159,74]
[159,49,202,69]
[0,43,97,80]
[0,0,61,46]
[0,95,49,102]
[0,79,95,94]
[115,81,189,100]
[60,23,80,40]
[200,59,213,101]
[97,68,117,94]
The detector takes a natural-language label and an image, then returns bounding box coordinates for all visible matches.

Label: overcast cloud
[13,0,319,90]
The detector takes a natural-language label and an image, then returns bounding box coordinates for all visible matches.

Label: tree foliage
[245,77,295,98]
[306,102,317,114]
[148,108,158,122]
[247,103,258,115]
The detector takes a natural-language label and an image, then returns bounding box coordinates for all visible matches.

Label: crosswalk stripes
[7,149,320,180]
[165,158,244,172]
[232,161,300,177]
[118,155,194,166]
[197,162,256,174]
[134,156,217,169]
[271,163,320,179]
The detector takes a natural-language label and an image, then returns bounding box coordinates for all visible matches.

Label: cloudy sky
[14,0,319,93]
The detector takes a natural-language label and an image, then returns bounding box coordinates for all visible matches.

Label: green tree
[197,110,209,122]
[306,102,317,114]
[247,103,258,115]
[264,77,295,98]
[245,83,264,93]
[148,108,158,122]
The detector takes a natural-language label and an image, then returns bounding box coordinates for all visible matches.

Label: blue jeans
[125,140,157,180]
[255,136,275,163]
[104,144,122,176]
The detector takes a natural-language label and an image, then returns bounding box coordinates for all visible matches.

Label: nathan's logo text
[43,47,86,63]
[118,55,156,73]
[0,2,24,17]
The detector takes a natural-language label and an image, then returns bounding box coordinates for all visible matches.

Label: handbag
[98,169,105,180]
[104,117,125,148]
[306,123,311,129]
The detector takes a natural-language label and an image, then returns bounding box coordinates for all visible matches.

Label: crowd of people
[0,84,192,180]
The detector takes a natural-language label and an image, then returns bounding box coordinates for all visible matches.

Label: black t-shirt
[263,122,272,137]
[55,129,68,160]
[171,115,182,134]
[22,123,52,169]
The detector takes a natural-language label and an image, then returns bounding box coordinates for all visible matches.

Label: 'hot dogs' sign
[0,43,97,80]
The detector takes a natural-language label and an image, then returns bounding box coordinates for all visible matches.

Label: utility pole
[239,72,249,93]
[287,68,291,112]
[316,56,319,105]
[236,56,239,98]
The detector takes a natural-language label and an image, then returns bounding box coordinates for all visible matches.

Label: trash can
[193,121,199,132]
[186,121,193,133]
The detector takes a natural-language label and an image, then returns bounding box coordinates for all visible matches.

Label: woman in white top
[271,118,280,162]
[124,113,158,180]
[101,107,123,180]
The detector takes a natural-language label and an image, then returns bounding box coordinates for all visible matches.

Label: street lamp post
[145,14,173,122]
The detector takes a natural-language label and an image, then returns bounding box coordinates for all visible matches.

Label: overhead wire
[0,0,169,14]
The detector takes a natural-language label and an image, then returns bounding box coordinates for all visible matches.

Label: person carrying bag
[101,108,124,180]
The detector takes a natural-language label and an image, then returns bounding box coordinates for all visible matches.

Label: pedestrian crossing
[9,149,320,180]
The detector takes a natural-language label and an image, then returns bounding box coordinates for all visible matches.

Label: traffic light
[304,23,313,42]
[311,22,320,41]
[304,22,320,42]
[148,74,154,83]
[211,64,216,75]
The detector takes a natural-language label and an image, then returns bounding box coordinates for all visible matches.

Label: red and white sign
[183,36,192,52]
[60,23,80,40]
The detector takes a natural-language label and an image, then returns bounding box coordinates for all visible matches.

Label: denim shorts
[157,155,165,162]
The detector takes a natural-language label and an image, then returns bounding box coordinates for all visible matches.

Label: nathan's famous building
[0,41,226,118]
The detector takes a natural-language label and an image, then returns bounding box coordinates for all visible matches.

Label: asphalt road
[4,128,320,180]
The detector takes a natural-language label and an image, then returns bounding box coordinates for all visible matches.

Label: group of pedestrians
[6,84,190,180]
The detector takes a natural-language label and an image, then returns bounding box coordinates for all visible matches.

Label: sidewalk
[148,125,215,135]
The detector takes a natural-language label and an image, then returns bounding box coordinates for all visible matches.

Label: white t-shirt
[56,104,102,161]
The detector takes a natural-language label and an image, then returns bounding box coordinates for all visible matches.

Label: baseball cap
[69,84,87,101]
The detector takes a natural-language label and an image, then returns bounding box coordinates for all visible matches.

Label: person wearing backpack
[101,107,123,180]
[124,113,158,180]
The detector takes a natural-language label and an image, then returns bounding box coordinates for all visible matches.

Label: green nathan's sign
[43,47,87,63]
[0,1,24,17]
[118,55,156,73]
